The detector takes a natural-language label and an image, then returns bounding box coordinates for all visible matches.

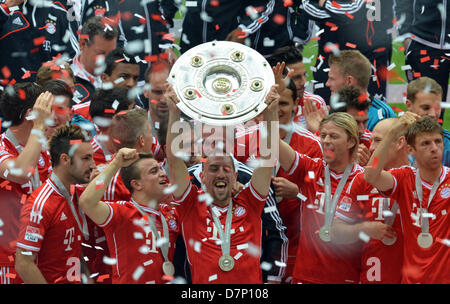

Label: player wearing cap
[332,118,409,283]
[278,112,364,284]
[79,148,179,284]
[15,125,97,284]
[166,83,279,283]
[365,113,450,284]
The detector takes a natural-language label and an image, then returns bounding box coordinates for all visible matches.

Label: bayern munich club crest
[168,218,177,231]
[234,206,246,217]
[440,186,450,199]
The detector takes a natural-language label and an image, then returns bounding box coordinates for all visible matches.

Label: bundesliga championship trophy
[168,41,275,126]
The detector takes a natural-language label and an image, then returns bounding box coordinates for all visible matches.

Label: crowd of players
[0,0,449,284]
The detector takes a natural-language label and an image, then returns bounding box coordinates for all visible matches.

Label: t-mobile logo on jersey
[206,217,236,242]
[63,227,75,252]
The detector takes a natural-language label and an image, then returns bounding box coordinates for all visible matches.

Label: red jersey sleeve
[97,201,130,229]
[16,191,53,252]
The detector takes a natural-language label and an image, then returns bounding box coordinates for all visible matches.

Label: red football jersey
[0,133,51,269]
[98,201,179,284]
[90,135,113,166]
[382,166,450,284]
[72,101,92,122]
[294,91,328,128]
[16,179,84,284]
[336,172,403,284]
[172,182,267,284]
[360,129,372,150]
[285,152,364,284]
[234,122,322,164]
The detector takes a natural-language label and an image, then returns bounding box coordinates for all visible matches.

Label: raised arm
[0,92,53,185]
[251,85,279,198]
[364,112,420,191]
[164,84,191,199]
[79,148,139,225]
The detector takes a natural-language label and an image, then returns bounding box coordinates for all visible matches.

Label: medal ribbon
[415,168,441,235]
[51,173,89,240]
[131,199,170,264]
[209,201,233,258]
[323,163,353,228]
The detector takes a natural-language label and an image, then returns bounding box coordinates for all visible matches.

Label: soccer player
[166,84,279,283]
[325,50,396,131]
[364,113,450,283]
[15,125,97,284]
[404,77,450,167]
[278,112,364,284]
[79,148,178,284]
[0,84,53,284]
[332,118,409,283]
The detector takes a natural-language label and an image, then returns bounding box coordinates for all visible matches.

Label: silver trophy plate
[168,41,275,126]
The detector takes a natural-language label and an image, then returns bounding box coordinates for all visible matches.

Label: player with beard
[166,83,279,283]
[15,126,96,284]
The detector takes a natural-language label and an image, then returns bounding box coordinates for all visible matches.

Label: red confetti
[211,0,219,6]
[420,56,430,63]
[113,138,121,144]
[283,0,293,6]
[5,273,16,279]
[20,194,27,204]
[358,93,369,103]
[331,1,342,8]
[345,12,354,19]
[420,50,427,55]
[18,89,26,100]
[8,255,14,262]
[21,70,31,80]
[104,109,115,114]
[70,140,82,145]
[97,274,110,282]
[345,42,357,49]
[33,36,46,46]
[413,72,422,78]
[273,14,286,25]
[2,66,11,79]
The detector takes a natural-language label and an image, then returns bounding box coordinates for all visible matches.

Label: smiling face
[200,155,237,206]
[132,157,169,201]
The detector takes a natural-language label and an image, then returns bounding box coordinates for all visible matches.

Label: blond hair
[328,50,372,90]
[319,112,359,159]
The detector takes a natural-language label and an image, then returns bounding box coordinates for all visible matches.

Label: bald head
[370,118,409,169]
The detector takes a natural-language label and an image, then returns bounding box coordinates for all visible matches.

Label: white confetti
[132,266,145,281]
[260,261,272,271]
[102,256,117,265]
[264,206,277,213]
[134,232,144,239]
[208,274,217,282]
[297,192,307,201]
[143,259,154,266]
[358,231,370,243]
[234,252,243,260]
[163,184,178,195]
[237,243,249,250]
[274,260,287,268]
[357,195,369,201]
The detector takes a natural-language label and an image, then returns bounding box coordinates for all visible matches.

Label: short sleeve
[16,195,52,252]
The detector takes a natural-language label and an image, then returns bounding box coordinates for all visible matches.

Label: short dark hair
[0,82,42,126]
[121,152,154,194]
[49,125,88,167]
[144,60,171,83]
[89,87,133,119]
[104,47,139,76]
[267,46,303,67]
[331,85,371,113]
[80,16,118,45]
[406,116,443,148]
[42,80,74,107]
